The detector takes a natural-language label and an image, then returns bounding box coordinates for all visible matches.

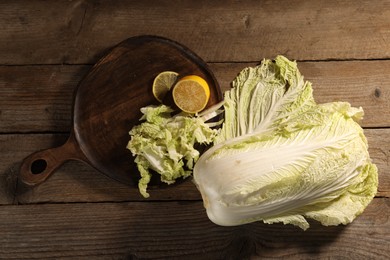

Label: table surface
[1,0,389,259]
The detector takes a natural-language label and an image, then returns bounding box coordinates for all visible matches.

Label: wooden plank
[1,0,390,65]
[1,60,389,133]
[365,129,390,198]
[0,198,388,259]
[0,128,387,205]
[0,65,89,132]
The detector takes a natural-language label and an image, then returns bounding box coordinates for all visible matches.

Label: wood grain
[0,129,387,205]
[0,199,388,259]
[1,0,390,65]
[0,65,88,132]
[1,1,390,258]
[1,60,389,134]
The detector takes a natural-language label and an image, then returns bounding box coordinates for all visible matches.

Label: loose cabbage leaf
[127,105,219,198]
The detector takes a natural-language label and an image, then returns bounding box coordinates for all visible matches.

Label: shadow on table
[222,220,346,259]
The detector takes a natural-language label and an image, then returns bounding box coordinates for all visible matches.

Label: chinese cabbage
[193,56,378,230]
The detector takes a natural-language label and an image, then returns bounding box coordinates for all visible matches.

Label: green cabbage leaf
[127,105,219,198]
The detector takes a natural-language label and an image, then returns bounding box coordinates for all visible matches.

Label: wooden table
[1,0,389,259]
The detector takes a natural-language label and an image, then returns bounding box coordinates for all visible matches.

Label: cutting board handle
[19,133,87,186]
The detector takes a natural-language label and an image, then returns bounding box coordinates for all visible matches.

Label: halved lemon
[172,75,210,114]
[152,71,179,102]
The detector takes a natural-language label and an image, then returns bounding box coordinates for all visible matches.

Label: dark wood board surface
[0,0,389,259]
[18,35,221,187]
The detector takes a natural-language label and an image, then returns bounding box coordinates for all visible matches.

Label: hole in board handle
[31,159,48,175]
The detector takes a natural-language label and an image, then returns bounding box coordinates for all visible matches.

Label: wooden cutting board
[20,35,222,188]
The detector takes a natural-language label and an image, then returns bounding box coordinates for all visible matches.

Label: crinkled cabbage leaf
[127,105,218,198]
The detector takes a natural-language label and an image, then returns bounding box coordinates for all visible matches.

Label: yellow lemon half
[172,75,210,114]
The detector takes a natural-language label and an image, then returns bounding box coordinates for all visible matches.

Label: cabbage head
[193,56,378,230]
